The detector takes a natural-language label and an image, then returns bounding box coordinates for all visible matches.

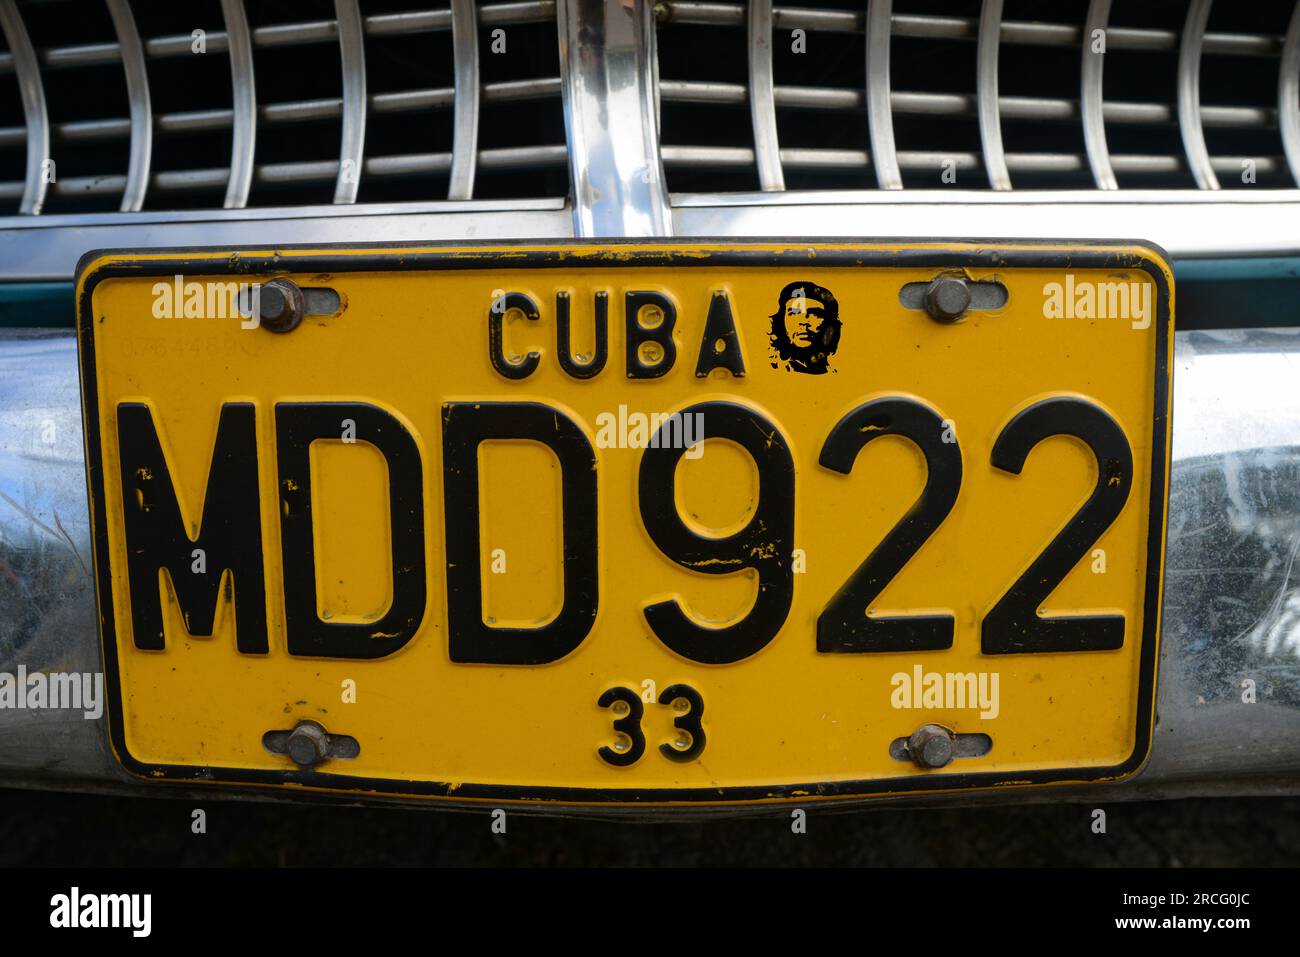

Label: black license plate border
[75,239,1172,806]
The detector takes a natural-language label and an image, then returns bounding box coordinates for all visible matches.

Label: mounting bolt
[259,278,305,333]
[907,723,956,769]
[284,720,330,768]
[924,276,972,323]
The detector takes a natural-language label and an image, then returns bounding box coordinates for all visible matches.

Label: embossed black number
[982,396,1133,654]
[597,687,646,767]
[658,684,706,762]
[638,401,795,664]
[817,397,962,653]
[596,685,707,765]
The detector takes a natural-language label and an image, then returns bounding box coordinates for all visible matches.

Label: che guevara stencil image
[768,281,842,375]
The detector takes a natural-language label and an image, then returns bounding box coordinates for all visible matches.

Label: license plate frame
[76,240,1173,807]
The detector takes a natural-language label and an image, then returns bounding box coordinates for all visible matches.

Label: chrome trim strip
[1178,0,1219,190]
[0,191,1294,278]
[0,0,48,215]
[1081,0,1117,190]
[1282,2,1300,186]
[976,0,1010,190]
[865,0,902,189]
[334,0,367,205]
[106,0,152,213]
[559,0,671,237]
[0,202,572,280]
[221,0,257,210]
[748,0,784,191]
[672,187,1300,206]
[448,0,481,200]
[0,196,566,228]
[671,194,1300,257]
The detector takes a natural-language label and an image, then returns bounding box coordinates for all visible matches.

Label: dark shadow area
[1,788,1296,867]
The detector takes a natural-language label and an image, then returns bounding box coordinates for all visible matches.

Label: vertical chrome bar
[448,0,480,200]
[976,0,1010,190]
[865,0,901,189]
[748,0,784,191]
[1280,1,1300,186]
[221,0,256,209]
[1081,0,1117,189]
[1178,0,1219,189]
[650,7,662,135]
[558,0,671,237]
[106,0,152,211]
[0,0,49,214]
[333,0,366,204]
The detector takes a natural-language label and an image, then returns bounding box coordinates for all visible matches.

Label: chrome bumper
[1,0,1297,806]
[1,324,1298,804]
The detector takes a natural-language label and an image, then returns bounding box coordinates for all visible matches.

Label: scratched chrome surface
[0,326,1297,805]
[0,331,105,782]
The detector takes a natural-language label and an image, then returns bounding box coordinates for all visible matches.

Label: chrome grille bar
[1081,0,1117,190]
[448,0,481,200]
[333,0,367,205]
[0,1,564,213]
[748,0,783,190]
[221,0,256,209]
[656,144,1287,177]
[0,0,1293,218]
[1282,2,1300,185]
[0,78,561,146]
[653,80,1275,130]
[559,0,671,236]
[1178,0,1219,190]
[0,3,557,73]
[7,82,1275,158]
[106,0,152,212]
[865,0,900,189]
[976,0,1010,190]
[656,1,1296,193]
[0,146,570,202]
[656,3,1286,55]
[4,1,1282,74]
[0,0,48,215]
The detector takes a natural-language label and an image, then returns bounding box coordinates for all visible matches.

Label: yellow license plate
[76,242,1172,807]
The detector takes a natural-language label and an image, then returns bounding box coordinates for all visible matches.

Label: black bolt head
[908,723,956,769]
[924,276,972,323]
[285,722,328,767]
[258,278,305,333]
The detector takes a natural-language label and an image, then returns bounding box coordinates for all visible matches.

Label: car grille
[0,0,568,214]
[0,0,1297,219]
[656,0,1300,193]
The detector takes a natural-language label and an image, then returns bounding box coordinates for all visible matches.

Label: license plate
[76,242,1172,806]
